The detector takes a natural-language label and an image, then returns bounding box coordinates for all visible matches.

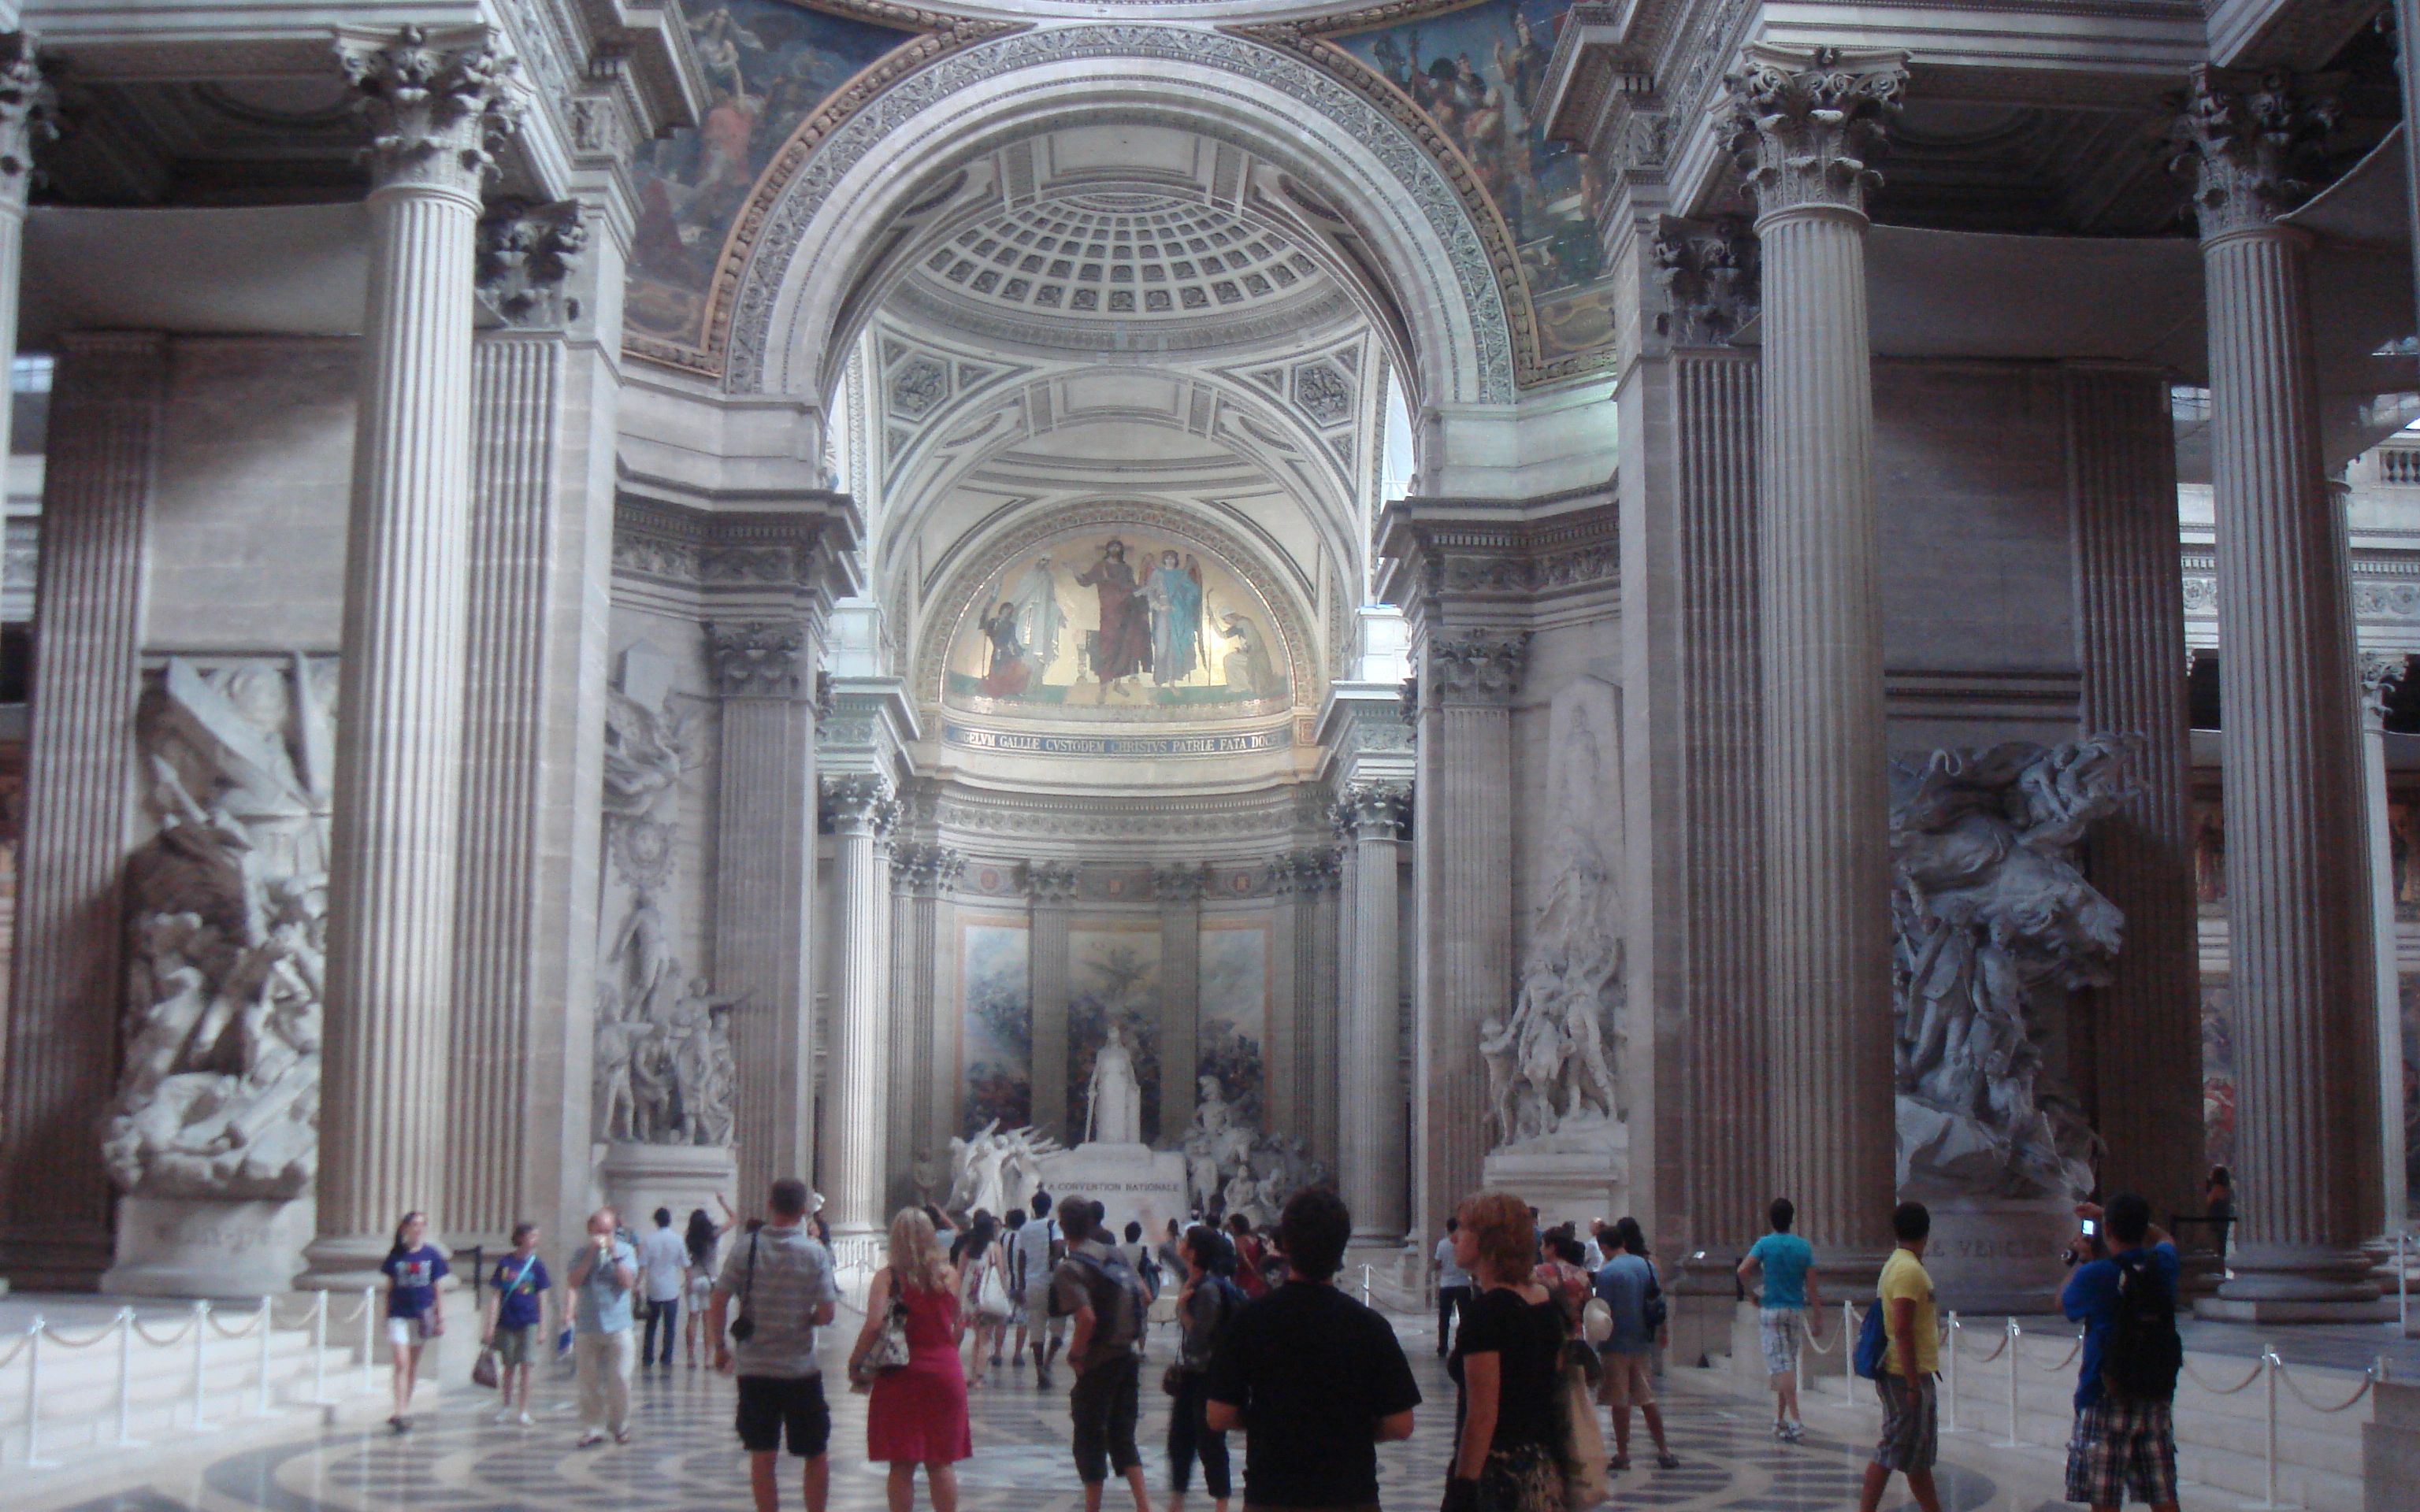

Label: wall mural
[960,920,1032,1132]
[1197,924,1269,1127]
[627,1,915,362]
[1068,925,1164,1143]
[1324,1,1617,371]
[943,528,1292,722]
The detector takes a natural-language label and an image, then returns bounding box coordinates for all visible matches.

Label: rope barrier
[2028,1331,2085,1373]
[2274,1360,2378,1414]
[205,1306,264,1340]
[1960,1329,2010,1364]
[129,1315,197,1348]
[2181,1353,2266,1395]
[40,1317,124,1350]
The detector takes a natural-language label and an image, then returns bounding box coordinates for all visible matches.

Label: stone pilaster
[306,27,518,1287]
[821,774,893,1236]
[708,619,824,1217]
[1345,783,1412,1243]
[0,35,49,470]
[1325,822,1357,1180]
[886,845,964,1201]
[0,334,165,1286]
[2066,365,2203,1229]
[2177,67,2385,1315]
[1305,850,1341,1167]
[1724,43,1905,1268]
[2362,654,2407,1236]
[885,850,919,1207]
[1154,864,1208,1144]
[1025,860,1078,1143]
[1264,856,1304,1142]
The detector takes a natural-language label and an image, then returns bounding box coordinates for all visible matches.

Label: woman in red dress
[850,1207,974,1512]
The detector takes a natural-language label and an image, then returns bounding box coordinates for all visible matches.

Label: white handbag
[976,1259,1013,1321]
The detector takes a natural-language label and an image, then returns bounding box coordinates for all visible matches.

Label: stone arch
[729,24,1514,408]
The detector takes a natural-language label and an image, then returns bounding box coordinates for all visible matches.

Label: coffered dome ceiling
[914,192,1326,322]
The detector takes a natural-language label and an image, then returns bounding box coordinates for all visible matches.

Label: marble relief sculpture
[592,962,742,1147]
[1890,735,2140,1202]
[1179,1074,1325,1226]
[944,1121,1063,1220]
[102,656,334,1199]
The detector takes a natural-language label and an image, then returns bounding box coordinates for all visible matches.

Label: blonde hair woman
[1443,1191,1568,1512]
[849,1207,973,1512]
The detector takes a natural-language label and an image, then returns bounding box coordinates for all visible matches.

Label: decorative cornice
[611,498,839,591]
[933,782,1326,843]
[1379,501,1621,619]
[1426,631,1531,706]
[477,198,586,328]
[704,621,808,699]
[1723,43,1906,221]
[1653,215,1757,347]
[335,24,521,198]
[2170,65,2339,240]
[1152,863,1212,904]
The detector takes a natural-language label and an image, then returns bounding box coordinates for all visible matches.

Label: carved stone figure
[1487,858,1624,1152]
[1084,1023,1143,1144]
[102,654,335,1200]
[943,1120,1063,1221]
[593,971,745,1147]
[1890,736,2140,1202]
[1178,1082,1325,1223]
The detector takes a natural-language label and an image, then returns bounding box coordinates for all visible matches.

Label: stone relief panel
[104,655,335,1200]
[593,637,735,1149]
[960,917,1032,1132]
[1891,735,2140,1204]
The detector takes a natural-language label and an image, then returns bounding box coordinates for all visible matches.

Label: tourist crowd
[375,1174,2184,1512]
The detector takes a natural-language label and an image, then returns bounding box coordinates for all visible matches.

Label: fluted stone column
[1344,784,1411,1243]
[886,847,923,1208]
[2178,68,2385,1315]
[1728,45,1905,1267]
[1324,823,1357,1179]
[306,27,518,1287]
[2066,365,2203,1228]
[0,35,48,472]
[1266,857,1304,1142]
[1305,850,1341,1164]
[0,334,165,1286]
[886,846,964,1199]
[708,621,824,1215]
[1026,861,1077,1143]
[1155,865,1207,1144]
[2363,655,2408,1236]
[822,775,893,1236]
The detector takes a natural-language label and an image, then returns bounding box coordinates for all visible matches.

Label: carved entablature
[2170,65,2340,239]
[1652,215,1758,347]
[611,498,847,609]
[477,198,587,328]
[335,24,522,197]
[1722,43,1906,220]
[704,621,807,699]
[1375,501,1620,632]
[1426,632,1531,707]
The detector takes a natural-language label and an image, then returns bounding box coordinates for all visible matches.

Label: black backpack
[1062,1246,1151,1355]
[2099,1252,2181,1403]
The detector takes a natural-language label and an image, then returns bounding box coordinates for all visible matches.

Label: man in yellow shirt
[1858,1202,1941,1512]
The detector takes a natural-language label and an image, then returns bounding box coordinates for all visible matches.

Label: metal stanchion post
[2402,1235,2411,1336]
[191,1299,213,1431]
[1944,1313,1960,1432]
[253,1295,275,1416]
[311,1288,328,1406]
[1361,1265,1371,1308]
[360,1286,375,1397]
[1998,1318,2023,1448]
[2263,1349,2281,1510]
[113,1307,145,1447]
[22,1316,54,1468]
[1842,1301,1854,1400]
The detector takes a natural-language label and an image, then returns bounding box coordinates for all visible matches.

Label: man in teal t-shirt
[1737,1197,1824,1442]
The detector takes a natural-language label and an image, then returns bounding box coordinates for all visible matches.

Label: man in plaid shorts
[2058,1194,2181,1512]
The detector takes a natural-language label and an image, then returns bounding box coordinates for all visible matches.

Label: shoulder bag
[859,1275,914,1377]
[729,1232,761,1342]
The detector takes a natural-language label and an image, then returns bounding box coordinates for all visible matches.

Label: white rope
[130,1315,197,1348]
[2275,1361,2377,1414]
[1804,1310,1844,1355]
[2180,1353,2266,1395]
[205,1307,264,1340]
[39,1317,123,1349]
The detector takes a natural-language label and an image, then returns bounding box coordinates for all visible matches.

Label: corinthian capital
[1340,782,1411,840]
[1724,44,1906,220]
[821,773,894,834]
[2362,652,2407,730]
[1152,864,1210,905]
[0,35,54,192]
[1427,632,1531,705]
[704,621,807,699]
[1022,859,1080,904]
[1653,216,1759,346]
[2171,65,2339,240]
[336,24,521,198]
[477,198,587,328]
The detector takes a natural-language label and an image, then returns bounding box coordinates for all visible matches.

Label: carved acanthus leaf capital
[477,198,586,328]
[1653,215,1759,347]
[1427,632,1531,705]
[821,773,894,834]
[1724,44,1907,220]
[336,24,521,198]
[2171,65,2340,240]
[704,621,807,699]
[892,843,966,895]
[1152,863,1210,905]
[2362,651,2407,728]
[1022,858,1080,904]
[0,35,54,189]
[1341,782,1412,840]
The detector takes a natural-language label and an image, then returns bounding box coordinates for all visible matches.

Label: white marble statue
[102,656,333,1201]
[592,970,745,1147]
[1084,1023,1144,1145]
[944,1121,1063,1220]
[1890,736,2136,1203]
[1486,851,1624,1154]
[1178,1074,1326,1222]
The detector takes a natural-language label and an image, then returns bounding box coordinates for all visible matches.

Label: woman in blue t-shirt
[483,1221,551,1426]
[379,1210,449,1434]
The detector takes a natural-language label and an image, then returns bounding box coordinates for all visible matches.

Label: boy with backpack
[1054,1197,1154,1512]
[2058,1195,2182,1512]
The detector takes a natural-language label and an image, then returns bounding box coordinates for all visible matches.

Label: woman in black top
[1167,1225,1239,1512]
[1446,1191,1568,1512]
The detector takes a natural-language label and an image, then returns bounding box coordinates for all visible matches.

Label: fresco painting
[1197,924,1269,1127]
[628,2,915,355]
[945,529,1290,720]
[1068,927,1164,1143]
[961,921,1032,1132]
[1332,1,1617,361]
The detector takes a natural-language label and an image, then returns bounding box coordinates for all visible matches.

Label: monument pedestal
[599,1143,737,1232]
[1920,1197,2077,1314]
[1481,1123,1629,1235]
[1037,1142,1188,1243]
[103,1194,315,1298]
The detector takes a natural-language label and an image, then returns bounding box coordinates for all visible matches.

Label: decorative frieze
[476,198,586,328]
[705,621,807,699]
[2171,66,2338,239]
[1427,632,1531,706]
[335,24,521,198]
[1724,43,1906,219]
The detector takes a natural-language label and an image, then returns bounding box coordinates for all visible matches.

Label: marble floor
[21,1322,2068,1512]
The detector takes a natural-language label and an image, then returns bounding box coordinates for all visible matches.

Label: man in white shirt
[638,1206,691,1369]
[1010,1191,1068,1385]
[1431,1216,1471,1356]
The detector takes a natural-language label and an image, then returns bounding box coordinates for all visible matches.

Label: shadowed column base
[2199,1244,2393,1321]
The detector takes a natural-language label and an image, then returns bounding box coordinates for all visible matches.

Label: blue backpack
[1852,1295,1891,1379]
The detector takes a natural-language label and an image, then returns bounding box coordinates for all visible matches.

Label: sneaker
[1782,1420,1804,1443]
[577,1429,607,1447]
[388,1416,410,1436]
[1771,1421,1789,1440]
[494,1408,518,1425]
[1655,1453,1680,1470]
[1609,1455,1629,1473]
[517,1412,535,1427]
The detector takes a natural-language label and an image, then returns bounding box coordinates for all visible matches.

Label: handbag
[729,1232,761,1343]
[976,1258,1014,1321]
[470,1346,499,1389]
[1557,1359,1609,1506]
[860,1286,913,1377]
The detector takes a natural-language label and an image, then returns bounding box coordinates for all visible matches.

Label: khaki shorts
[1021,1281,1065,1336]
[1598,1350,1654,1409]
[493,1325,536,1366]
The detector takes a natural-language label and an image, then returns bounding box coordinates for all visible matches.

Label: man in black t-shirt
[1206,1189,1420,1512]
